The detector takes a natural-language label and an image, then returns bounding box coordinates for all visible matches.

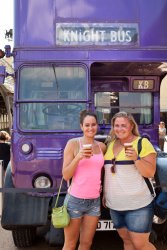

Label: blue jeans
[109,202,154,233]
[64,194,100,219]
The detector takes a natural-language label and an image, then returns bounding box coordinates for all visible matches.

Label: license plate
[96,220,115,231]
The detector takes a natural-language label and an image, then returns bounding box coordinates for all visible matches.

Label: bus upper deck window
[19,66,87,100]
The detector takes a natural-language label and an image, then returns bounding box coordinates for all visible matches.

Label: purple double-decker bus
[1,0,167,247]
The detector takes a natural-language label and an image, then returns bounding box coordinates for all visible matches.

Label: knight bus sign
[56,23,139,46]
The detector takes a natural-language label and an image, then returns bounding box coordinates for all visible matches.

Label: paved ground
[1,225,167,250]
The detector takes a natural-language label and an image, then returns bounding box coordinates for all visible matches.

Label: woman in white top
[159,121,166,151]
[103,111,157,250]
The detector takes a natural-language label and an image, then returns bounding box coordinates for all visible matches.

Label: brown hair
[106,111,140,143]
[79,110,97,125]
[0,131,7,141]
[0,131,10,141]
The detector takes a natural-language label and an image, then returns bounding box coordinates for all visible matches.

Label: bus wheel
[12,227,36,247]
[152,216,167,242]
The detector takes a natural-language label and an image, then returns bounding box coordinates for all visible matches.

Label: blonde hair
[106,111,140,144]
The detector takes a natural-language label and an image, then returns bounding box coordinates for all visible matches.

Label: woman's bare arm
[62,139,86,180]
[134,153,156,178]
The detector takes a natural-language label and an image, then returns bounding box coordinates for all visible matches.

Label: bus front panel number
[96,220,115,231]
[133,79,154,90]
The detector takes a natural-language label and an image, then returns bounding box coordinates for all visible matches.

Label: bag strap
[55,177,72,208]
[55,177,64,208]
[137,137,155,197]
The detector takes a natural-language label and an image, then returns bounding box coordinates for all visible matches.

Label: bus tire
[152,216,167,242]
[12,227,36,248]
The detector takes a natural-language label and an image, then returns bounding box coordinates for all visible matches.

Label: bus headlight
[33,175,52,188]
[21,142,33,154]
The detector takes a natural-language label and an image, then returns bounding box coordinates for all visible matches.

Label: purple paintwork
[11,0,167,191]
[14,0,167,48]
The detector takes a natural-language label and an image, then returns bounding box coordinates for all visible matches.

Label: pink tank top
[70,139,104,199]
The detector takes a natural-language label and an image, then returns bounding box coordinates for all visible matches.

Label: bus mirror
[0,66,6,84]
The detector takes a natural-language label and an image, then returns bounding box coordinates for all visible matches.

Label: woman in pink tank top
[62,110,106,250]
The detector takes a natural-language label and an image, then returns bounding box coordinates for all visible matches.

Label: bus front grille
[36,148,63,159]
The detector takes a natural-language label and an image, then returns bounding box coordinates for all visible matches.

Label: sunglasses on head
[111,158,116,174]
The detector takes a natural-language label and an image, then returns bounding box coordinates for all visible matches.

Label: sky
[0,0,14,49]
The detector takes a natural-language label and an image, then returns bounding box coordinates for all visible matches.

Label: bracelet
[134,156,141,162]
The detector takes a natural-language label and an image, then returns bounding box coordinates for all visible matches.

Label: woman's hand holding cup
[124,142,133,158]
[124,142,138,161]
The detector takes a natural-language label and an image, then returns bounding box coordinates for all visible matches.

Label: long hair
[106,111,140,144]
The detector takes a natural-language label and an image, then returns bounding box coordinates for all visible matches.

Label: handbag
[51,177,70,228]
[138,137,167,219]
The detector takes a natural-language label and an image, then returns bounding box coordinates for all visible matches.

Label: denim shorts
[64,194,101,219]
[109,202,154,233]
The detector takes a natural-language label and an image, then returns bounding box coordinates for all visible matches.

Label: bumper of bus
[1,165,58,229]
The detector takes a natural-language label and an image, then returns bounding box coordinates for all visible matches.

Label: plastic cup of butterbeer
[124,142,133,152]
[83,144,93,157]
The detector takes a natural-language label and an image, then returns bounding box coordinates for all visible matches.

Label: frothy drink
[83,144,92,157]
[83,144,92,149]
[124,142,133,150]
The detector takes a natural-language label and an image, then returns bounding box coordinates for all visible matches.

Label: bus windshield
[94,92,153,125]
[18,65,87,131]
